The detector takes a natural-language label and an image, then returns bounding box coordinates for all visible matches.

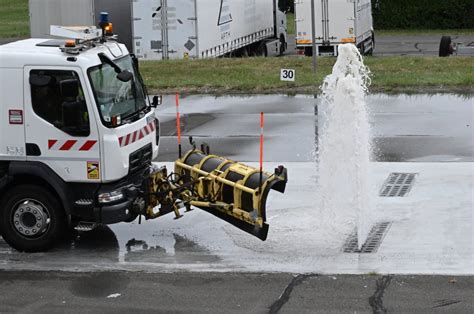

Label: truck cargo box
[133,0,286,60]
[295,0,374,56]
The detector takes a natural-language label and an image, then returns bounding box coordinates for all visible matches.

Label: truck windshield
[88,55,147,126]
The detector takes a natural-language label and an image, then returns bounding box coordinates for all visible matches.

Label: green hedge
[279,0,294,13]
[373,0,474,29]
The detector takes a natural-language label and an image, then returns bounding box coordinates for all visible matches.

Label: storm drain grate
[379,173,417,197]
[343,222,392,253]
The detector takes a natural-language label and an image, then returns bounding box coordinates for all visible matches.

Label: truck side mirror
[117,70,133,82]
[131,54,139,71]
[152,95,162,107]
[60,79,79,98]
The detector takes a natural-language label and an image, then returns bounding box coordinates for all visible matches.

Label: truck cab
[0,24,288,253]
[0,28,160,251]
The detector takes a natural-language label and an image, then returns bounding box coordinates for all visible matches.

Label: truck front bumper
[99,199,134,224]
[93,167,149,224]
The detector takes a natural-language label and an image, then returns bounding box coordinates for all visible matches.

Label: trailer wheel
[365,33,375,56]
[0,185,66,252]
[256,44,268,57]
[241,46,249,58]
[279,35,286,56]
[363,37,374,56]
[439,36,453,57]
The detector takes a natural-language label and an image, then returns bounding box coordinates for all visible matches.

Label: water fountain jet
[317,44,373,249]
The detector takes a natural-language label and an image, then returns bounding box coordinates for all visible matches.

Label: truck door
[355,0,373,43]
[133,0,197,60]
[164,0,198,59]
[327,0,356,46]
[24,67,101,182]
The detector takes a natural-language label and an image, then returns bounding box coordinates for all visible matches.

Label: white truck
[0,21,287,252]
[132,0,288,59]
[295,0,374,56]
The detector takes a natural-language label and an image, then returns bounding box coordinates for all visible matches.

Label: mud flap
[174,150,288,241]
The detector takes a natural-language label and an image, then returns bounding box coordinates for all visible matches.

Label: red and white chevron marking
[48,139,98,151]
[118,120,156,147]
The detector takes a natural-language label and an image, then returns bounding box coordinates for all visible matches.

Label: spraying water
[317,44,373,249]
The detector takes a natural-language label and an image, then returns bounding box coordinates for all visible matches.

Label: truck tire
[0,185,66,252]
[364,34,375,56]
[439,36,453,57]
[279,35,286,56]
[256,44,268,57]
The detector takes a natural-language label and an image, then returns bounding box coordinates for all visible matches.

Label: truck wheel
[256,44,268,57]
[439,36,453,57]
[363,38,374,56]
[279,35,286,56]
[124,213,139,223]
[241,46,249,58]
[0,185,66,252]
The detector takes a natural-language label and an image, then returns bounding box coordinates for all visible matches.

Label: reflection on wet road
[0,224,220,270]
[124,233,220,264]
[156,94,473,162]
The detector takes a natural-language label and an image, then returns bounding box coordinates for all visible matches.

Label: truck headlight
[98,190,124,204]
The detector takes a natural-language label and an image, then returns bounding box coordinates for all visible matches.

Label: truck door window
[30,70,90,137]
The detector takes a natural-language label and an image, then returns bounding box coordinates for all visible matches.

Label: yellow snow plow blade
[173,150,288,240]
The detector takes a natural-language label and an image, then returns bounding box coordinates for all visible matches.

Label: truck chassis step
[74,222,99,232]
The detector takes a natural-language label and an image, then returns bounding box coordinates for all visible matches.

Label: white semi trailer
[132,0,288,60]
[295,0,374,56]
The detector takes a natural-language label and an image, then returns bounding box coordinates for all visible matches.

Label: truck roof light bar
[50,25,102,41]
[50,24,119,55]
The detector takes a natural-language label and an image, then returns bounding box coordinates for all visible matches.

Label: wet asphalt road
[155,94,474,163]
[1,271,473,313]
[1,93,473,312]
[2,30,474,313]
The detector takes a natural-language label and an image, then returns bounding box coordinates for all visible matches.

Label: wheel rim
[11,199,51,238]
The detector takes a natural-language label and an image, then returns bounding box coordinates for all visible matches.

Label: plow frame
[142,150,287,241]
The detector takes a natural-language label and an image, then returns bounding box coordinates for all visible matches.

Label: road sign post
[311,0,317,74]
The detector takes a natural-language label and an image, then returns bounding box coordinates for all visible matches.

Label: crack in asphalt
[269,274,317,314]
[369,275,393,314]
[432,299,462,308]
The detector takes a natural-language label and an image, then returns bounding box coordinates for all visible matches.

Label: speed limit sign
[280,69,295,82]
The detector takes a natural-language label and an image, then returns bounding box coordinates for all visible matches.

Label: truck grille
[129,143,152,174]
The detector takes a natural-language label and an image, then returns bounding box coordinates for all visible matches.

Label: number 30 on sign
[280,69,295,82]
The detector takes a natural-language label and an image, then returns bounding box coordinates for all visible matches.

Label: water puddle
[155,93,473,163]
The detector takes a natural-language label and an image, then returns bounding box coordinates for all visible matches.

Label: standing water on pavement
[317,44,374,249]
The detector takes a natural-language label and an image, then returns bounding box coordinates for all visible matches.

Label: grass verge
[0,0,29,38]
[287,13,295,36]
[140,56,474,94]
